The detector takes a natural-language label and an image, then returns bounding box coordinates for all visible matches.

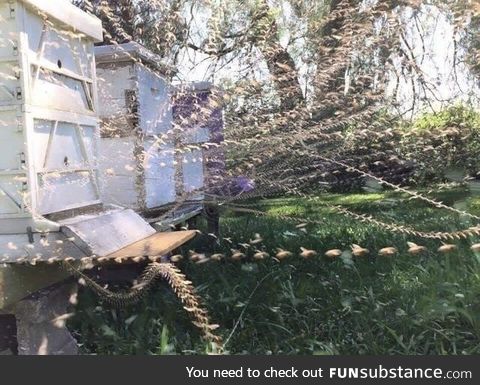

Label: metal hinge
[12,43,18,56]
[8,2,15,19]
[15,87,22,100]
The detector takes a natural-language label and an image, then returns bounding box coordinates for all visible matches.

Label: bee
[470,243,480,252]
[210,253,224,261]
[230,249,245,261]
[299,247,317,259]
[51,313,75,328]
[195,256,210,264]
[170,254,183,263]
[275,248,292,260]
[325,249,342,259]
[351,244,369,257]
[407,242,427,255]
[438,244,457,253]
[188,250,203,262]
[249,233,263,245]
[378,247,397,257]
[253,250,269,260]
[69,292,78,305]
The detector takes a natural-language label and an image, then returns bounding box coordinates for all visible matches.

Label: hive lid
[20,0,103,42]
[94,42,174,75]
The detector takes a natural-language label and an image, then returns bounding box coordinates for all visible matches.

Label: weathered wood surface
[59,208,156,258]
[105,230,196,260]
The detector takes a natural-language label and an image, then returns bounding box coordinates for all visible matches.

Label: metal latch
[19,152,26,168]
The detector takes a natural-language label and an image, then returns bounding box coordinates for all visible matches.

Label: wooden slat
[105,230,196,260]
[20,0,103,42]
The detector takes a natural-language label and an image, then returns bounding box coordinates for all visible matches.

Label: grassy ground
[69,187,480,354]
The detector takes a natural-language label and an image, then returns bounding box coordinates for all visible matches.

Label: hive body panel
[0,0,102,233]
[95,44,177,213]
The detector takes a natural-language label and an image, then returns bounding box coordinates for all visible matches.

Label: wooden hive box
[172,82,225,201]
[0,2,191,312]
[95,43,178,213]
[0,0,103,235]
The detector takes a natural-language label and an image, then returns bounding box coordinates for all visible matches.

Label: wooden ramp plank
[104,230,196,260]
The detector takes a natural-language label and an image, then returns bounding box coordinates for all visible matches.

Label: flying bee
[249,233,263,245]
[378,247,397,257]
[407,242,427,255]
[438,244,457,254]
[325,249,342,259]
[210,253,224,261]
[351,244,369,257]
[189,251,206,262]
[275,248,292,260]
[253,250,269,260]
[470,243,480,252]
[51,313,75,328]
[195,256,210,264]
[170,254,183,263]
[230,249,245,261]
[300,247,317,259]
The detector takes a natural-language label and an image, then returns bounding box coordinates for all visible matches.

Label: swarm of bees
[155,230,474,267]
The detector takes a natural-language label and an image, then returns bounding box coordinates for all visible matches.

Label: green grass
[69,187,480,355]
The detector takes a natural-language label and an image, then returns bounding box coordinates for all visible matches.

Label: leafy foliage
[400,105,480,184]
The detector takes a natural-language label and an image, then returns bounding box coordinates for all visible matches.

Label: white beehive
[95,43,177,212]
[172,82,224,202]
[0,3,201,315]
[0,0,103,234]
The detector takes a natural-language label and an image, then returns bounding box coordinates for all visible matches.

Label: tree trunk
[251,0,305,111]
